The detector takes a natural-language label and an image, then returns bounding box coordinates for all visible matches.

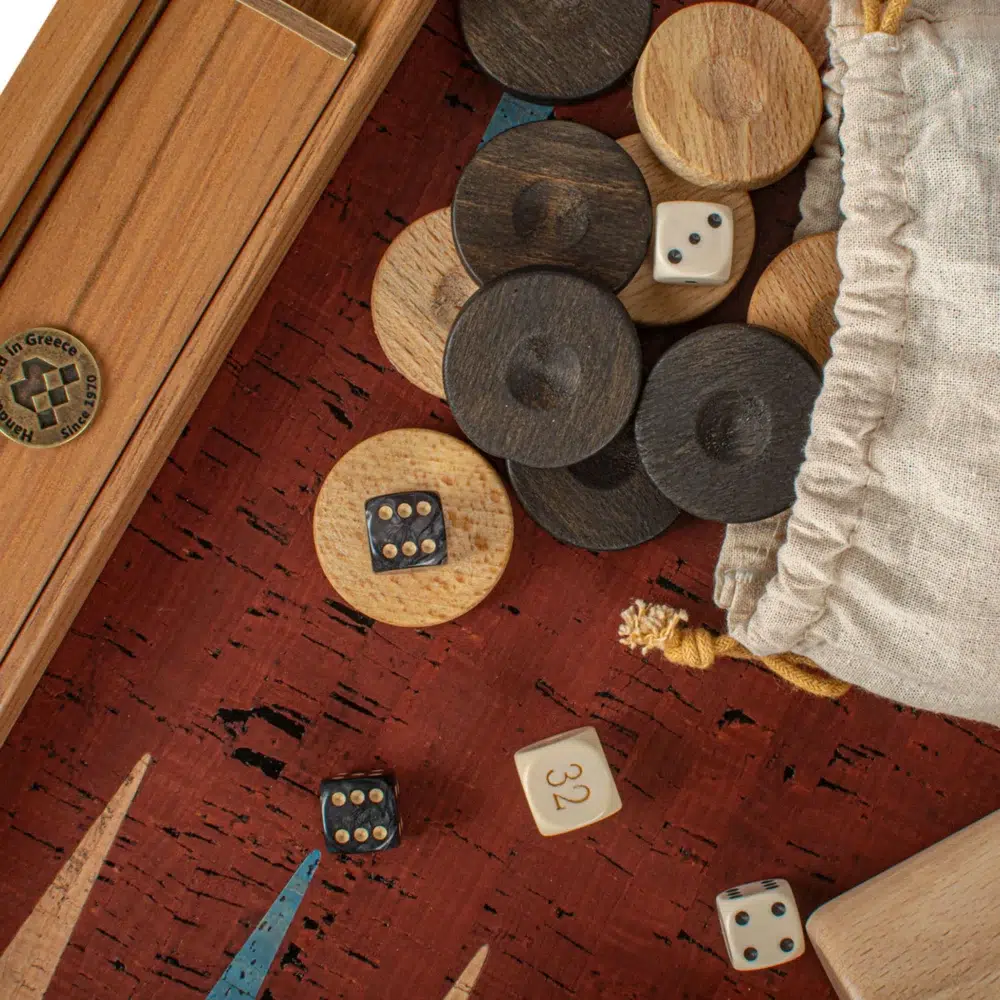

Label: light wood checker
[748,231,841,364]
[807,810,1000,999]
[371,208,475,398]
[443,944,489,999]
[0,753,151,997]
[633,3,822,191]
[314,430,514,628]
[758,0,831,67]
[618,134,755,326]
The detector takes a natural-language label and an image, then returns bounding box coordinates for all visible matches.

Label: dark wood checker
[2,4,1000,1000]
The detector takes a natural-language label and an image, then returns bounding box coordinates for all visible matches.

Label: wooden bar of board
[0,0,435,745]
[0,0,144,242]
[0,0,171,283]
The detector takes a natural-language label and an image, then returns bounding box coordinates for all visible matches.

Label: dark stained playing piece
[459,0,653,105]
[444,268,642,469]
[508,425,679,552]
[452,120,652,292]
[635,324,821,523]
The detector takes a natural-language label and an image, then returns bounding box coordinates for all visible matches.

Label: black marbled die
[365,491,448,573]
[320,771,401,854]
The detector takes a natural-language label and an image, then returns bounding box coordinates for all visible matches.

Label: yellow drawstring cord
[863,0,911,34]
[619,601,852,700]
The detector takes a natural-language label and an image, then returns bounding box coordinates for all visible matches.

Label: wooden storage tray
[0,0,434,745]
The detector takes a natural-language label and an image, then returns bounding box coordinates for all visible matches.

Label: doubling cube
[716,878,806,971]
[365,491,447,573]
[320,771,401,854]
[654,201,735,286]
[514,726,622,837]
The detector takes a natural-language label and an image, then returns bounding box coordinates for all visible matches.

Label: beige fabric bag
[715,0,1000,725]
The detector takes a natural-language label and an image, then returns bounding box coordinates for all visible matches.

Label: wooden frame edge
[0,0,145,243]
[0,0,435,746]
[236,0,357,60]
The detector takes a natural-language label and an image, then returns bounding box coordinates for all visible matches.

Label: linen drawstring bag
[622,0,1000,726]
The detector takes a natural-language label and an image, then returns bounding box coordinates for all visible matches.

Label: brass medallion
[0,328,101,448]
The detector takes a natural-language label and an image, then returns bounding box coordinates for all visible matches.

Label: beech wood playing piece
[444,269,642,469]
[313,429,514,628]
[635,323,821,523]
[371,207,475,398]
[807,810,1000,999]
[748,231,842,365]
[452,120,652,292]
[508,425,678,552]
[617,134,755,326]
[633,3,822,191]
[758,0,831,68]
[458,0,652,105]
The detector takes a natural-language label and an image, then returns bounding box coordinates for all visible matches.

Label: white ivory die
[716,877,806,971]
[514,726,622,837]
[654,201,734,285]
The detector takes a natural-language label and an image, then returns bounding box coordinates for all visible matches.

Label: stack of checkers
[371,0,843,551]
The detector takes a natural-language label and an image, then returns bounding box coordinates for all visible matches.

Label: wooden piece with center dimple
[634,3,822,191]
[748,231,841,365]
[314,429,514,628]
[458,0,652,105]
[635,324,821,523]
[508,425,679,552]
[444,269,642,469]
[452,120,652,291]
[618,134,756,326]
[371,207,476,398]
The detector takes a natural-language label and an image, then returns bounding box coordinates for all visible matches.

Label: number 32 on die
[546,764,591,810]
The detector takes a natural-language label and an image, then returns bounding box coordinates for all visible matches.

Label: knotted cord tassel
[618,600,851,700]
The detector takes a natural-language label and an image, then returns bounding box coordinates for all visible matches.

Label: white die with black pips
[654,201,735,286]
[716,877,806,971]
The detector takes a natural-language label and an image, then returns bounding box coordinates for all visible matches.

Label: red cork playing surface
[2,4,1000,999]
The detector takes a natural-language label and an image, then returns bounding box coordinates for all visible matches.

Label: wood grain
[634,3,823,190]
[0,753,151,997]
[748,231,841,365]
[617,133,756,327]
[0,0,353,744]
[0,0,169,285]
[758,0,831,67]
[5,5,997,1000]
[444,269,642,468]
[508,425,679,552]
[808,811,1000,999]
[0,0,438,747]
[459,0,652,104]
[0,0,143,244]
[635,323,821,523]
[371,207,475,398]
[452,119,652,292]
[314,429,514,628]
[236,0,357,58]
